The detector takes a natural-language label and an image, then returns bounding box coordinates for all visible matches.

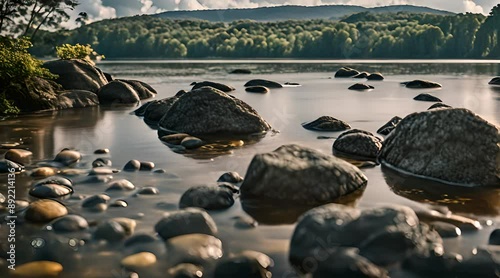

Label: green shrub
[0,37,56,83]
[0,93,20,115]
[56,43,105,62]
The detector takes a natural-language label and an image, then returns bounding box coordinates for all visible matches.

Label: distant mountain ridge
[153,4,455,22]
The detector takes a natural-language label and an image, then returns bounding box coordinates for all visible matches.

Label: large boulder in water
[379,108,499,187]
[335,67,360,78]
[158,86,271,136]
[488,76,500,85]
[43,59,108,92]
[118,79,156,99]
[3,77,62,112]
[135,95,180,125]
[244,79,282,88]
[289,204,441,275]
[402,80,442,89]
[96,80,140,104]
[240,144,367,205]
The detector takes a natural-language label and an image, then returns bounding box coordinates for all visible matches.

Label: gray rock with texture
[289,204,441,274]
[179,185,235,210]
[379,108,499,187]
[138,96,179,124]
[58,90,99,108]
[240,144,368,205]
[43,59,108,92]
[158,86,271,136]
[333,129,382,161]
[154,208,218,241]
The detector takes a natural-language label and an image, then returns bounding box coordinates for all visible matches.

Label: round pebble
[48,215,89,233]
[167,263,204,278]
[92,158,112,168]
[123,160,141,171]
[94,148,110,154]
[25,200,68,223]
[12,261,63,277]
[54,150,81,166]
[4,149,32,164]
[29,183,73,199]
[31,167,58,178]
[111,217,136,236]
[121,252,157,270]
[181,137,204,149]
[139,161,155,171]
[160,133,190,145]
[110,199,128,208]
[94,220,127,242]
[137,187,160,195]
[106,179,135,191]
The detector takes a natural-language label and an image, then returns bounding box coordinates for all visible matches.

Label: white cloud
[61,0,494,29]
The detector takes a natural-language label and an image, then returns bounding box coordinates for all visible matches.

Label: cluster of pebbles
[1,68,498,278]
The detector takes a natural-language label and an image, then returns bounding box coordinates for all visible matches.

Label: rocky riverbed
[0,61,499,277]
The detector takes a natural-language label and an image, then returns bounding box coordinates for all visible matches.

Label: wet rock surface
[97,80,141,104]
[179,185,235,210]
[217,171,244,183]
[335,67,360,77]
[414,93,442,102]
[240,144,368,205]
[191,81,235,92]
[154,208,218,240]
[158,86,272,136]
[245,86,270,94]
[244,79,282,88]
[302,116,351,132]
[290,204,441,275]
[25,199,68,222]
[402,79,442,89]
[348,83,374,90]
[333,129,383,161]
[379,108,499,186]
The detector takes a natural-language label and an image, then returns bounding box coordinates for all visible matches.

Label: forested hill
[153,5,454,22]
[31,7,500,59]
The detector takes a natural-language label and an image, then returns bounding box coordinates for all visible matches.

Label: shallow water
[0,60,499,277]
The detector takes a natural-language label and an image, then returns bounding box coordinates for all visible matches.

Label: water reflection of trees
[0,107,104,161]
[382,165,500,216]
[98,62,500,78]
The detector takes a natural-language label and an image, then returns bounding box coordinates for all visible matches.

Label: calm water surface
[0,60,499,277]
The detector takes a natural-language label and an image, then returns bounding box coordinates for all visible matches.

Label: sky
[63,0,498,28]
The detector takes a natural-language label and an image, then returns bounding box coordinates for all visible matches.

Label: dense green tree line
[30,5,500,59]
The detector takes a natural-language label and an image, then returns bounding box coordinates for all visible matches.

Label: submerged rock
[191,81,235,92]
[31,167,58,178]
[82,194,110,212]
[289,204,441,274]
[94,220,127,242]
[454,246,500,277]
[29,183,72,199]
[414,93,442,102]
[123,160,141,171]
[379,108,499,186]
[348,83,374,90]
[244,79,282,88]
[302,116,351,132]
[230,69,252,74]
[92,158,112,168]
[245,86,270,94]
[181,136,204,149]
[97,80,140,104]
[335,67,360,78]
[488,76,500,85]
[154,208,218,241]
[179,185,235,210]
[367,72,384,80]
[333,129,383,161]
[402,80,442,89]
[377,116,402,135]
[240,144,368,205]
[121,252,157,270]
[158,87,271,136]
[106,179,135,191]
[430,221,461,238]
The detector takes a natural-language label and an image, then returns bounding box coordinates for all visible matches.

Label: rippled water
[0,60,499,277]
